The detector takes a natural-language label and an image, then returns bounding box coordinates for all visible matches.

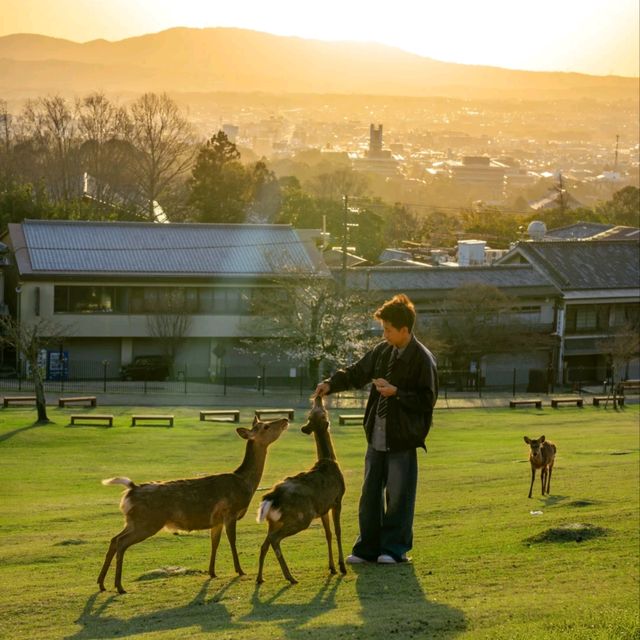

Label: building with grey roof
[497,240,639,382]
[2,220,328,380]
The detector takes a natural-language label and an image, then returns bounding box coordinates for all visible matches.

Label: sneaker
[377,553,410,564]
[346,554,368,564]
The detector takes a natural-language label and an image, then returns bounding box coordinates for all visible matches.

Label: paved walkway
[28,387,635,410]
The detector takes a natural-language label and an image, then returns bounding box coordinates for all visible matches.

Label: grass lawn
[0,404,638,639]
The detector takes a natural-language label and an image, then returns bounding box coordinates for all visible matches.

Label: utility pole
[557,172,566,213]
[614,134,619,172]
[342,194,348,291]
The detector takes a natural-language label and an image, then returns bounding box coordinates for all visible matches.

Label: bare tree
[76,92,136,212]
[18,95,81,202]
[598,321,640,408]
[306,167,369,202]
[145,289,193,373]
[128,93,195,221]
[241,274,375,384]
[429,283,553,389]
[0,316,69,423]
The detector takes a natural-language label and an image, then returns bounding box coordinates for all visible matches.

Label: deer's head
[238,416,288,446]
[524,435,546,460]
[301,395,330,435]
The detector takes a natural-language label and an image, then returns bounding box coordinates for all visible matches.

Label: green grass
[0,404,638,639]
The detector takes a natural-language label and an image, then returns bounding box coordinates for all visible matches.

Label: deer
[524,435,557,498]
[256,395,346,584]
[97,416,288,594]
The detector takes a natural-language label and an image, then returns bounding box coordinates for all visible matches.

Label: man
[314,293,438,564]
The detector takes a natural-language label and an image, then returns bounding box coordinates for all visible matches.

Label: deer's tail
[101,477,136,489]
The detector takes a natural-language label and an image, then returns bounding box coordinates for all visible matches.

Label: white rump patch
[268,508,282,522]
[257,500,282,523]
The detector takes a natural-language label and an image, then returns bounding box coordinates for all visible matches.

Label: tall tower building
[369,124,383,157]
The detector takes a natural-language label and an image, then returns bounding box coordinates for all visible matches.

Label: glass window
[54,286,117,312]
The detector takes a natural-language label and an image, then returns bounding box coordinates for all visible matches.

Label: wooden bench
[131,414,174,427]
[200,410,240,423]
[618,380,640,394]
[70,414,113,427]
[3,395,37,407]
[592,396,625,407]
[339,414,364,425]
[509,399,543,409]
[551,397,584,408]
[58,396,97,408]
[255,408,295,420]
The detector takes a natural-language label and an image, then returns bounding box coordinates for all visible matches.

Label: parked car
[119,355,170,381]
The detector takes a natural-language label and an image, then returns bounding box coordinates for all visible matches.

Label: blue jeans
[352,445,418,561]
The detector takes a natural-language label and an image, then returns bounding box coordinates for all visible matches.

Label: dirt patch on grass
[54,539,87,546]
[136,566,207,581]
[567,500,597,508]
[525,522,608,544]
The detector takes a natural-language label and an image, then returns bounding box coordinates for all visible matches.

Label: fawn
[97,416,288,593]
[524,435,557,498]
[256,395,346,584]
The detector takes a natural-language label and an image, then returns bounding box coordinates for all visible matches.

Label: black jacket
[325,336,438,451]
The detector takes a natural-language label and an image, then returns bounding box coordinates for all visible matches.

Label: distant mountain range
[0,27,637,100]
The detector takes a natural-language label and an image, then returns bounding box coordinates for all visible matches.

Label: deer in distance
[256,395,346,584]
[524,435,557,498]
[98,416,288,594]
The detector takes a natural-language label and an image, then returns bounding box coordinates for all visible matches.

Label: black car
[120,355,170,381]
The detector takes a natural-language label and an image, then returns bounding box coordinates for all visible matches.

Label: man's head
[374,294,416,348]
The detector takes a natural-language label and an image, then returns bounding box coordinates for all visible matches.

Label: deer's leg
[546,463,554,495]
[540,467,547,495]
[256,530,272,584]
[113,525,160,594]
[320,512,336,574]
[528,467,536,498]
[270,532,298,585]
[98,528,125,591]
[208,523,223,578]
[224,517,245,576]
[331,502,346,574]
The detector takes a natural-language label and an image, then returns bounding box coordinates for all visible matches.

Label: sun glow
[2,0,639,76]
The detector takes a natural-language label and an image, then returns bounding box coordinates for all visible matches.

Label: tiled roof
[590,226,640,241]
[9,220,328,277]
[499,240,640,290]
[346,264,557,295]
[545,222,613,240]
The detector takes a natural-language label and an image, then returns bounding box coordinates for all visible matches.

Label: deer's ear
[524,436,531,444]
[237,427,252,440]
[252,415,259,426]
[540,435,545,442]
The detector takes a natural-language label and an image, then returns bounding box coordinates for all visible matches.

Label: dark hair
[374,294,416,331]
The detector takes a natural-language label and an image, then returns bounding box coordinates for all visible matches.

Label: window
[54,285,258,315]
[54,286,121,313]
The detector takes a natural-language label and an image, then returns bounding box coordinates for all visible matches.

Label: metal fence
[0,361,631,399]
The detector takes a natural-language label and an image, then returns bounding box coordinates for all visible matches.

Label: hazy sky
[3,0,639,77]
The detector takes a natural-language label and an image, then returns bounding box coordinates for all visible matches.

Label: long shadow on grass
[241,575,347,639]
[65,578,240,640]
[353,563,466,639]
[241,565,466,639]
[0,421,47,443]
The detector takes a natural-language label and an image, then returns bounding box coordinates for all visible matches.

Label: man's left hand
[373,378,397,397]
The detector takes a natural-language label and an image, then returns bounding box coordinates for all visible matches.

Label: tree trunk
[33,371,50,423]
